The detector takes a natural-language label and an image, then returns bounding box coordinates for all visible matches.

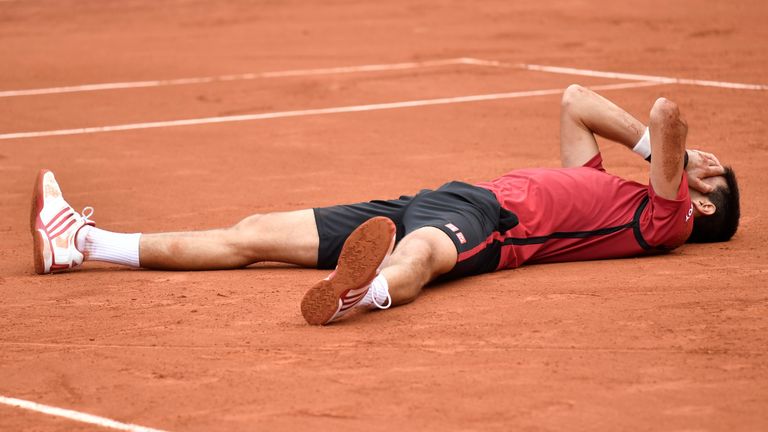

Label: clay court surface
[1,0,767,430]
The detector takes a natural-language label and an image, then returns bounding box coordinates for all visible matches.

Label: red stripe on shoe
[49,218,76,239]
[45,208,71,229]
[343,286,369,298]
[46,211,74,234]
[342,292,367,306]
[47,212,74,235]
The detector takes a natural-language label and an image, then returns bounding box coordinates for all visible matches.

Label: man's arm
[559,84,646,167]
[647,98,686,200]
[559,84,724,195]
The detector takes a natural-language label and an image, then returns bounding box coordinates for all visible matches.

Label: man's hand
[686,149,726,193]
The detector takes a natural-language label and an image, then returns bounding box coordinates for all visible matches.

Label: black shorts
[313,181,519,280]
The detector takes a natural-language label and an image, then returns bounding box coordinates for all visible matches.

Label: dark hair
[687,166,740,243]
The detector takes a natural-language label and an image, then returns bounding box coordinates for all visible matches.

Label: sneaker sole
[30,169,49,275]
[301,216,396,325]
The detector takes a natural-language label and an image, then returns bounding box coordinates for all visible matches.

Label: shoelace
[81,206,94,223]
[371,285,392,310]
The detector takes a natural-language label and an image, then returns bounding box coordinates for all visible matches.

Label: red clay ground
[1,0,767,430]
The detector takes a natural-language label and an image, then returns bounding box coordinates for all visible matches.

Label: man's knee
[394,227,457,272]
[232,213,264,232]
[226,213,266,259]
[396,235,435,263]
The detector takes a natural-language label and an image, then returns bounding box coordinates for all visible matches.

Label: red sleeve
[640,173,694,249]
[582,153,606,172]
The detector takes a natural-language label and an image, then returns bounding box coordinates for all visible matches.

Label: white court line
[3,56,765,98]
[0,81,660,140]
[0,58,468,98]
[461,57,768,91]
[0,395,168,432]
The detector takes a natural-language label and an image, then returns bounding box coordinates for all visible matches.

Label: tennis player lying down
[31,84,740,325]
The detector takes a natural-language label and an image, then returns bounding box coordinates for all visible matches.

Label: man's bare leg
[32,168,322,274]
[94,209,319,270]
[379,227,457,305]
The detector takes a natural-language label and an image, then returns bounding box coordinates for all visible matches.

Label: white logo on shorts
[445,223,467,244]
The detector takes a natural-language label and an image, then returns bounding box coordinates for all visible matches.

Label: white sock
[76,226,141,268]
[358,274,392,309]
[632,127,652,160]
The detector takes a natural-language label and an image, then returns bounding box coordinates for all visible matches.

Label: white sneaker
[30,170,95,274]
[301,216,396,325]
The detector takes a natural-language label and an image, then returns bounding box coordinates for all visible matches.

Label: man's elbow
[560,84,588,113]
[650,97,684,126]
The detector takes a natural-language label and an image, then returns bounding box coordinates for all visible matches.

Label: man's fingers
[692,177,714,193]
[706,164,726,176]
[702,151,723,168]
[709,153,723,167]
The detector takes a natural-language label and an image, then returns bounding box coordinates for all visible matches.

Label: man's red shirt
[476,153,694,269]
